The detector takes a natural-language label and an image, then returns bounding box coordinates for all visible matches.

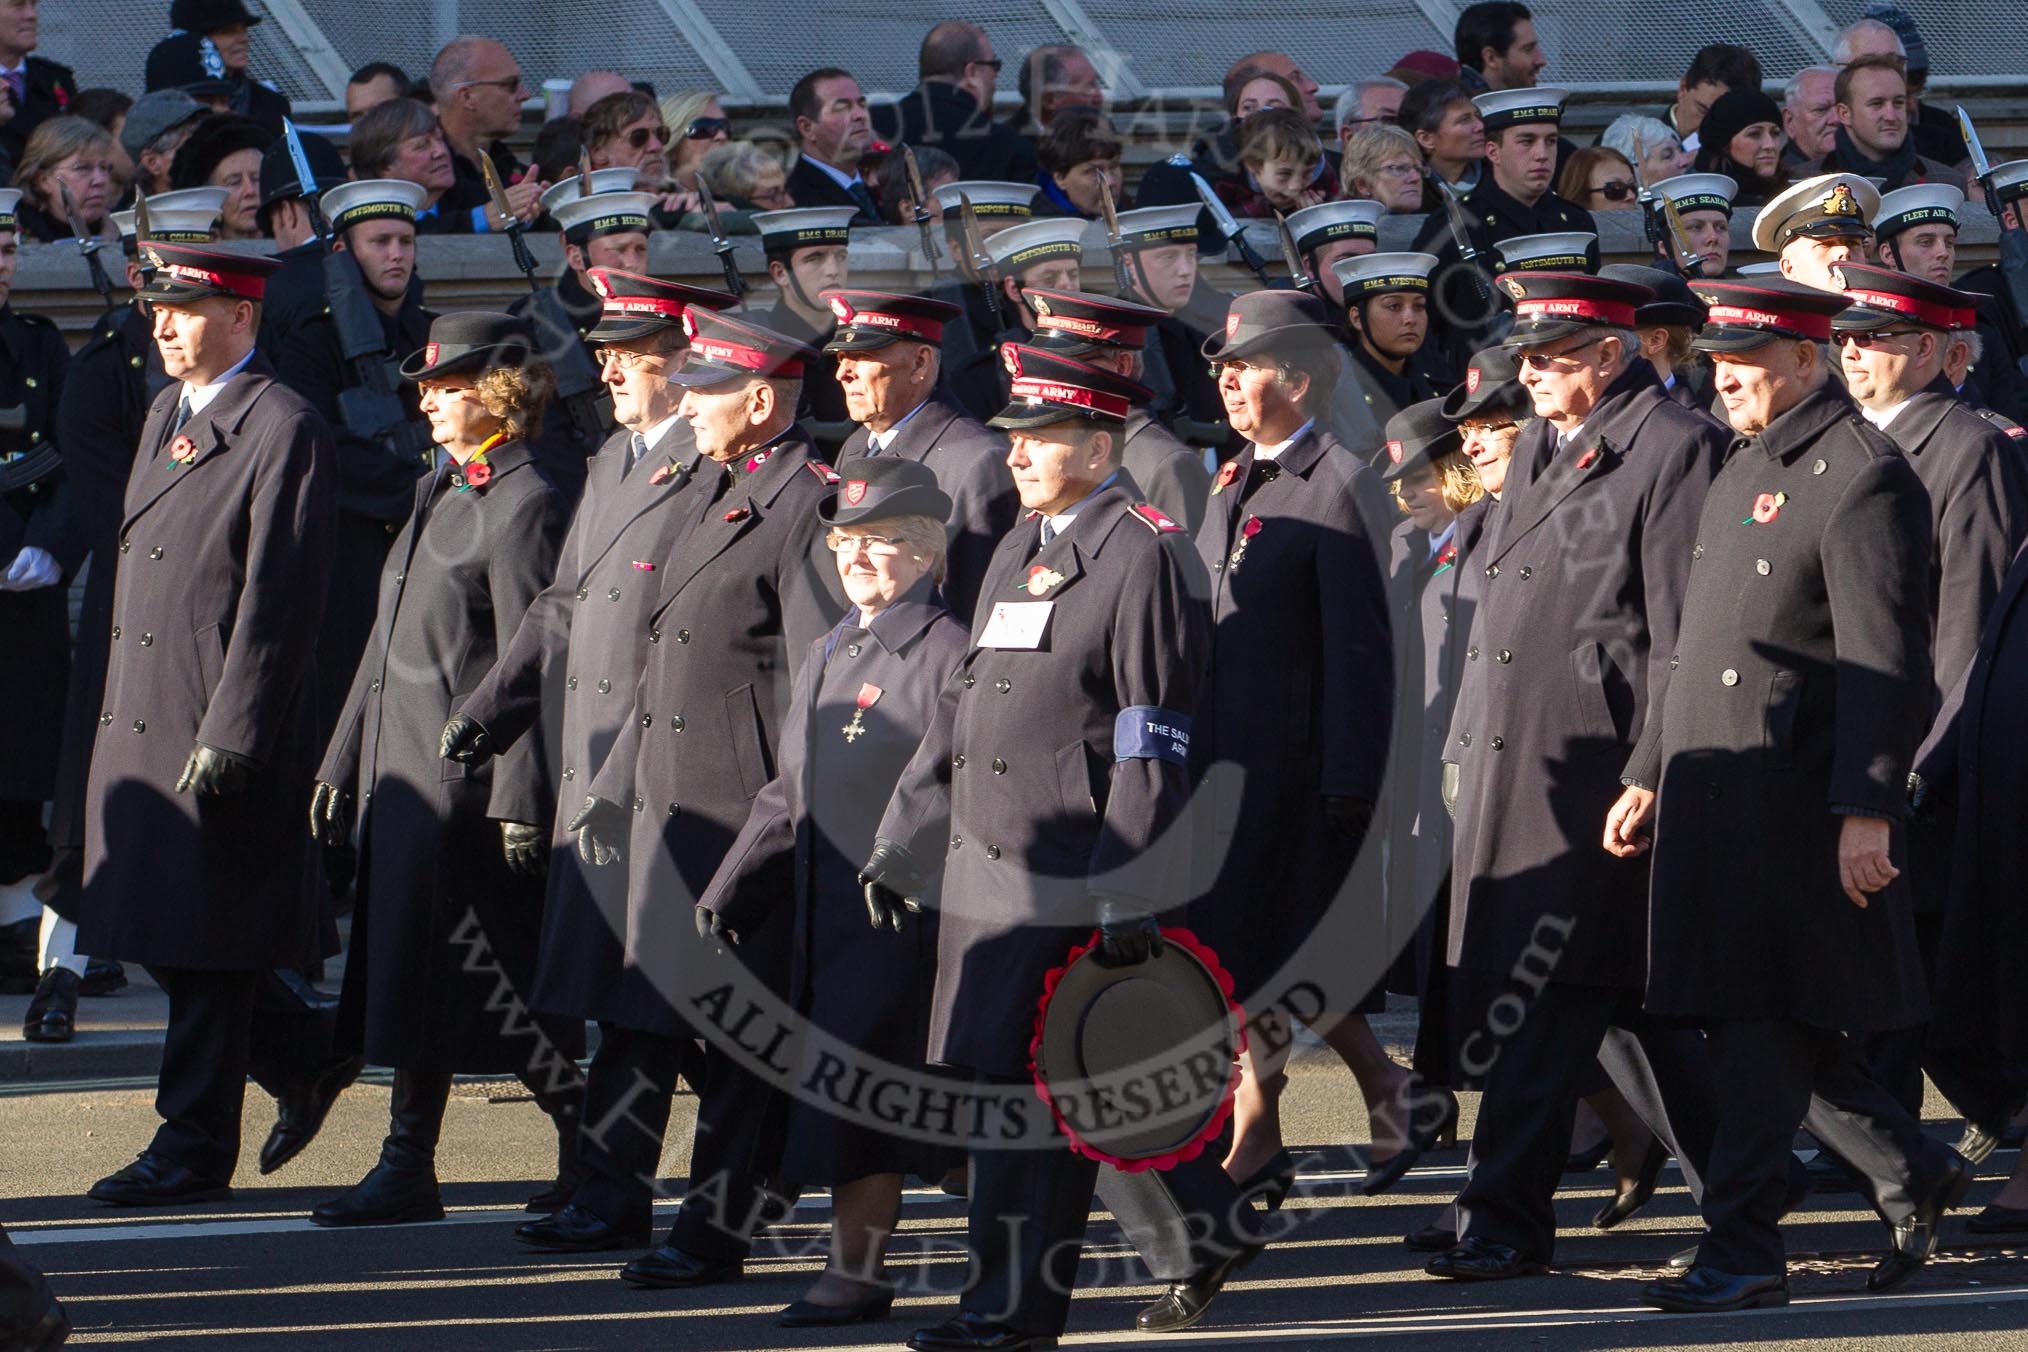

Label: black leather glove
[1093,893,1164,968]
[857,837,926,933]
[176,742,260,797]
[566,796,627,867]
[440,713,495,764]
[308,781,354,847]
[1441,762,1460,820]
[695,904,736,944]
[1323,794,1375,845]
[501,821,549,877]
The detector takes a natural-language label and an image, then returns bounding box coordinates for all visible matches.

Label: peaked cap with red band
[1829,261,1977,334]
[988,344,1151,430]
[1689,276,1854,354]
[667,309,817,386]
[584,268,739,344]
[1497,271,1653,347]
[135,241,281,305]
[1024,287,1167,356]
[822,290,963,353]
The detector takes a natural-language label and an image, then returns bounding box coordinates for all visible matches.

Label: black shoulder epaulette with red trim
[1128,503,1184,533]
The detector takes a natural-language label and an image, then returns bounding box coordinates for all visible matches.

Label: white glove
[1,547,61,591]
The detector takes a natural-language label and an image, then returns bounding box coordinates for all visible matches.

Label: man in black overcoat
[1611,278,1967,1312]
[1433,271,1729,1280]
[79,242,338,1204]
[446,269,737,1247]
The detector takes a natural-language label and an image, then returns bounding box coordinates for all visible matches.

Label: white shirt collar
[1253,418,1315,462]
[869,397,930,452]
[801,153,864,192]
[182,348,258,415]
[640,409,684,452]
[1861,396,1916,431]
[1427,520,1457,559]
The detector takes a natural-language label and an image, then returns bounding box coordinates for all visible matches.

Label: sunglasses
[684,116,731,140]
[1591,180,1636,202]
[624,125,672,150]
[970,57,1005,71]
[1837,328,1926,348]
[1520,337,1606,371]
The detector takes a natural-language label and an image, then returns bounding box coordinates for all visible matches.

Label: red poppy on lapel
[1575,446,1598,470]
[1748,491,1784,525]
[649,462,677,485]
[168,435,198,465]
[1211,461,1240,495]
[632,560,655,571]
[724,506,751,522]
[462,460,492,488]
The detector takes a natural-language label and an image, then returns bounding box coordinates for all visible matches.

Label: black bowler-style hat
[1688,277,1854,354]
[989,344,1150,429]
[1442,344,1531,422]
[823,291,963,353]
[820,457,954,526]
[1199,289,1335,363]
[1599,263,1706,329]
[400,312,536,381]
[583,268,737,345]
[171,0,263,31]
[1497,270,1652,347]
[1380,398,1464,482]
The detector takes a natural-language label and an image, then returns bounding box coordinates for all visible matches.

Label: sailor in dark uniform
[1952,159,2028,409]
[943,216,1087,424]
[1114,204,1234,456]
[1327,251,1449,460]
[927,179,1035,390]
[1650,172,1740,278]
[753,206,858,453]
[252,132,347,360]
[1874,182,2028,422]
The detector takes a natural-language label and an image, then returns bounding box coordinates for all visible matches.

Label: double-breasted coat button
[100,712,112,725]
[1756,559,1771,575]
[1460,732,1472,746]
[677,629,690,643]
[951,835,962,849]
[133,720,145,733]
[129,356,141,368]
[1693,543,1704,559]
[567,677,578,690]
[563,768,575,780]
[1496,649,1511,663]
[576,588,588,600]
[1720,669,1739,686]
[1518,566,1532,579]
[952,754,965,768]
[597,679,611,693]
[846,643,861,657]
[1669,656,1680,670]
[607,587,621,601]
[995,677,1011,693]
[149,547,163,560]
[632,796,644,811]
[992,758,1007,773]
[648,630,660,643]
[369,678,381,691]
[668,803,680,815]
[394,572,404,584]
[1486,564,1500,578]
[670,715,684,731]
[1812,459,1828,475]
[641,713,652,726]
[110,626,119,640]
[119,539,130,554]
[986,845,1001,860]
[962,675,976,688]
[1467,645,1480,660]
[140,633,153,646]
[1489,735,1503,750]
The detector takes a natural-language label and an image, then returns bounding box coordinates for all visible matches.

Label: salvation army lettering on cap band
[1008,377,1130,419]
[1114,707,1190,765]
[1514,295,1638,326]
[690,334,805,376]
[828,296,943,341]
[606,295,687,317]
[1706,303,1834,339]
[1841,287,1962,330]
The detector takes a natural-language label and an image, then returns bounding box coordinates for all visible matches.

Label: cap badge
[1225,312,1242,338]
[1825,183,1859,218]
[681,309,699,339]
[843,479,868,506]
[1001,346,1023,377]
[828,295,855,323]
[1467,367,1482,393]
[1031,295,1052,316]
[423,343,439,367]
[589,272,611,298]
[1506,279,1527,300]
[1386,440,1404,464]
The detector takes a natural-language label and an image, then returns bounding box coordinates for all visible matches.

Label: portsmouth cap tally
[321,178,427,231]
[1688,277,1854,353]
[1494,231,1596,274]
[1752,173,1880,254]
[985,217,1088,273]
[932,180,1036,220]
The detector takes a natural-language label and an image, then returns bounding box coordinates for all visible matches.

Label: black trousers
[1705,1018,1950,1275]
[145,965,260,1180]
[571,1024,683,1231]
[246,968,342,1098]
[962,1076,1259,1338]
[1454,978,1717,1263]
[661,1033,790,1263]
[374,1066,580,1175]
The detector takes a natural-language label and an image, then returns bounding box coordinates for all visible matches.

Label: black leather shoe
[907,1313,1057,1350]
[1424,1236,1547,1281]
[1593,1139,1668,1231]
[778,1281,895,1326]
[21,968,79,1043]
[1642,1265,1788,1312]
[514,1202,648,1252]
[258,1054,364,1175]
[1135,1242,1260,1332]
[79,958,127,997]
[88,1153,232,1206]
[619,1244,743,1289]
[1668,1244,1697,1271]
[1868,1155,1971,1294]
[1363,1087,1461,1196]
[2,1292,69,1351]
[1968,1204,2028,1234]
[309,1164,445,1227]
[1404,1223,1457,1252]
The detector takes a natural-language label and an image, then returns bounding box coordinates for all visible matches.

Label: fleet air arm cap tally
[538,168,643,217]
[1752,173,1880,253]
[752,206,856,252]
[1874,183,1962,242]
[1023,288,1166,354]
[398,312,535,381]
[1329,250,1437,301]
[1379,398,1464,482]
[819,456,953,526]
[1985,160,2028,205]
[112,186,229,246]
[1199,288,1336,362]
[583,268,738,344]
[1688,277,1854,353]
[1287,199,1383,255]
[984,217,1088,272]
[135,241,282,305]
[1652,172,1739,218]
[823,291,963,352]
[1497,271,1652,346]
[1442,344,1530,421]
[1829,262,1977,333]
[1472,86,1570,133]
[1599,262,1705,329]
[1494,231,1596,273]
[320,178,427,231]
[666,309,817,386]
[552,191,655,243]
[932,180,1036,220]
[989,344,1150,429]
[1111,203,1202,249]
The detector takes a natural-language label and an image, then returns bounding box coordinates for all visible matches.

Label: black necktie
[173,395,193,434]
[848,180,878,221]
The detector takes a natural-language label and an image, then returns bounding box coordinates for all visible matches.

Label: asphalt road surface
[4,1066,2026,1350]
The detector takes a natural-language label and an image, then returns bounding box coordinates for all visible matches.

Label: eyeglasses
[623,125,672,151]
[969,57,1005,72]
[1837,328,1925,348]
[684,117,731,140]
[1591,180,1636,202]
[826,532,910,556]
[1461,419,1518,436]
[594,346,664,370]
[1520,337,1606,371]
[1377,161,1422,179]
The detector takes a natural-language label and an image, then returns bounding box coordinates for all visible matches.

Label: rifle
[56,181,115,311]
[1273,210,1315,294]
[1425,168,1494,316]
[693,172,747,300]
[1098,175,1134,297]
[479,152,540,291]
[283,119,434,469]
[1629,137,1703,279]
[1958,106,2028,371]
[1189,172,1272,287]
[957,193,1005,329]
[901,145,941,275]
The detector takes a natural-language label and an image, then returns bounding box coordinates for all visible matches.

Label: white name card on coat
[978,601,1054,650]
